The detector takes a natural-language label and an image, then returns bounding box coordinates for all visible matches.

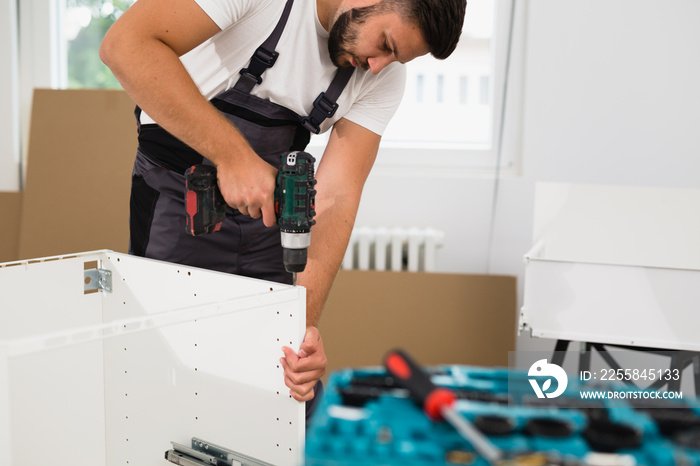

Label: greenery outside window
[63,0,135,88]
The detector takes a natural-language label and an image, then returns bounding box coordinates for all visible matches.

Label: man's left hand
[280,326,327,402]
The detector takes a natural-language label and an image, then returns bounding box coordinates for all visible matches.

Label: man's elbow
[99,29,120,69]
[100,23,133,72]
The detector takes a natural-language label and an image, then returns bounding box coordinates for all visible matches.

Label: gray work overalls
[128,0,353,420]
[130,0,352,283]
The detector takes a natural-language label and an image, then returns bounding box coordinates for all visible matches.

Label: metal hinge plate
[84,268,112,293]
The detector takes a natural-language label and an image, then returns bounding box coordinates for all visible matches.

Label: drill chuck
[280,231,311,273]
[282,249,308,273]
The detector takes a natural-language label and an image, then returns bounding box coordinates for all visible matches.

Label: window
[381,34,493,148]
[3,0,137,188]
[62,0,136,88]
[375,0,519,172]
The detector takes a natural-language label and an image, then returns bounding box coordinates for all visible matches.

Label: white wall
[358,0,700,358]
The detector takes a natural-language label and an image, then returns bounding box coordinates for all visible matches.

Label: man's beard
[328,9,357,68]
[328,7,375,69]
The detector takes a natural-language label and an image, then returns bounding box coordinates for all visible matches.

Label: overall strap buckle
[301,92,339,134]
[239,46,279,85]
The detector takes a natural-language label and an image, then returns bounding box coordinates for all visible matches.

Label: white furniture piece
[521,183,700,394]
[0,250,306,466]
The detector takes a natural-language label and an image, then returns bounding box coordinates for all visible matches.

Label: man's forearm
[296,118,382,326]
[296,195,358,327]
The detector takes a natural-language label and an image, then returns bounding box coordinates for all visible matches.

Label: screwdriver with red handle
[383,349,503,464]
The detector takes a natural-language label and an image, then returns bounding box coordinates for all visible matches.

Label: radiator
[341,227,445,272]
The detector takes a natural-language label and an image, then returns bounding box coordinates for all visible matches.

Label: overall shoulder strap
[301,67,355,134]
[234,0,295,93]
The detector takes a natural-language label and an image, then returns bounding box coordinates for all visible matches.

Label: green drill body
[275,151,317,281]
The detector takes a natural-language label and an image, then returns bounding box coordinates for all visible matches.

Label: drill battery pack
[306,365,700,465]
[185,164,226,236]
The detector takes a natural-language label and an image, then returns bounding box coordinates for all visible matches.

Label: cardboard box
[17,88,135,259]
[0,191,21,262]
[321,270,517,373]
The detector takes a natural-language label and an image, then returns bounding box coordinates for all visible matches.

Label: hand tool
[185,151,317,285]
[383,349,504,464]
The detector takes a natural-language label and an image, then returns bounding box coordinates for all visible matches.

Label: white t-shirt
[141,0,406,136]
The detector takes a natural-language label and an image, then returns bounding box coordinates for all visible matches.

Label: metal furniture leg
[552,340,570,367]
[578,342,592,372]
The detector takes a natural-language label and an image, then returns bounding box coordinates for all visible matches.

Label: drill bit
[292,272,297,286]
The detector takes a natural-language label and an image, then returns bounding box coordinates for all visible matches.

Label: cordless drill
[184,151,317,283]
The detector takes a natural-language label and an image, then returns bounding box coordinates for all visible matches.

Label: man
[100,0,465,417]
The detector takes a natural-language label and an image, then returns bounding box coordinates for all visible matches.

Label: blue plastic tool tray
[306,365,700,465]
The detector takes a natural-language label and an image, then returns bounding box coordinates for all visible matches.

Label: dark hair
[389,0,467,59]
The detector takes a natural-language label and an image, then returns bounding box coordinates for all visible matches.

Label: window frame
[0,0,21,190]
[13,0,63,187]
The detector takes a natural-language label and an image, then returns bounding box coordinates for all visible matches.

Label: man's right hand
[215,153,278,227]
